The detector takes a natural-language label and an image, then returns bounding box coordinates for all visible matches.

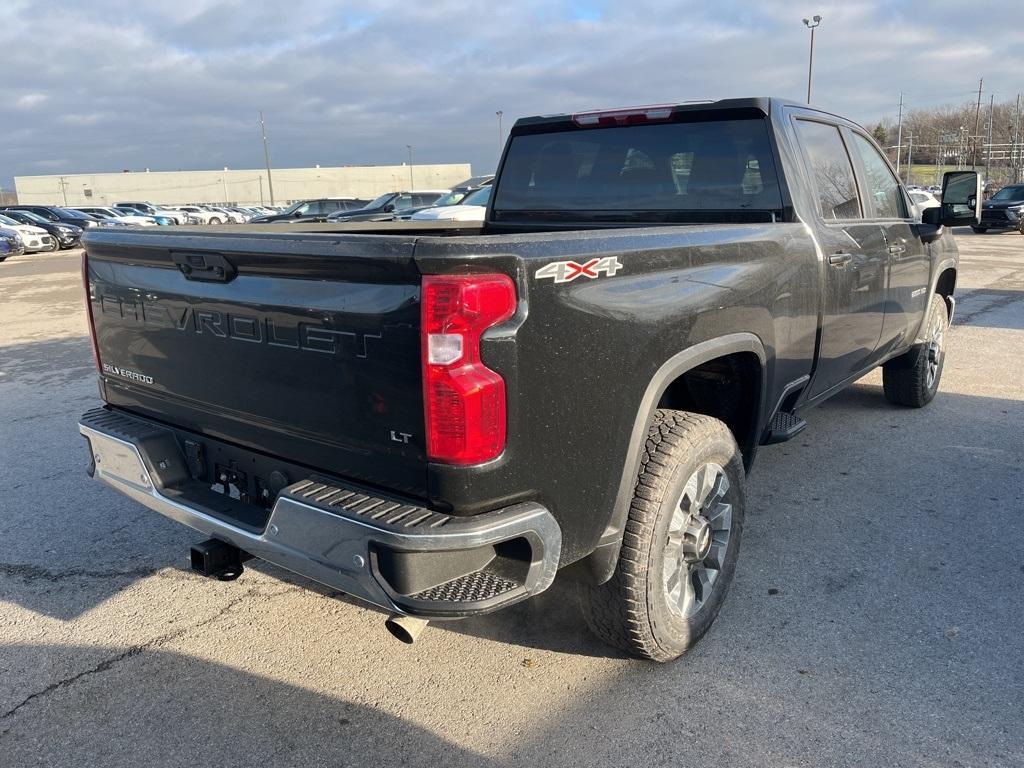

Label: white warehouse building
[13,163,474,207]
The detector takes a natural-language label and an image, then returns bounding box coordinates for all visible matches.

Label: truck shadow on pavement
[0,643,506,768]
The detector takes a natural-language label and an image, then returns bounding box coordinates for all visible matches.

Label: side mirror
[384,204,395,212]
[937,170,981,227]
[293,210,302,217]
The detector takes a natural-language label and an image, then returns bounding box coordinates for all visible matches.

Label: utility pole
[496,110,504,156]
[802,15,822,104]
[407,145,414,190]
[258,175,264,206]
[906,133,914,185]
[895,92,904,174]
[58,176,68,206]
[984,93,994,184]
[971,78,983,168]
[259,111,275,206]
[1012,94,1021,183]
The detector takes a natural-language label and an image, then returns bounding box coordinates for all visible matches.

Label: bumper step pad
[413,570,520,602]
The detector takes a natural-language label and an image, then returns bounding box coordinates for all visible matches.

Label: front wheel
[882,293,949,407]
[581,410,745,662]
[209,217,221,225]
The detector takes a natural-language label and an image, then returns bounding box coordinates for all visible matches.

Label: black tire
[971,226,988,233]
[0,256,7,262]
[209,217,221,225]
[581,410,745,662]
[882,293,949,408]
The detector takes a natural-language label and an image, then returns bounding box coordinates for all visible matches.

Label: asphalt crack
[0,585,262,734]
[955,289,1024,326]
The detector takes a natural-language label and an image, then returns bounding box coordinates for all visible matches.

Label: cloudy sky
[2,0,1021,188]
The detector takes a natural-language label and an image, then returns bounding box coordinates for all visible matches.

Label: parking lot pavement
[1,233,1022,768]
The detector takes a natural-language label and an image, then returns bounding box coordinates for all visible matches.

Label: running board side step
[762,411,808,445]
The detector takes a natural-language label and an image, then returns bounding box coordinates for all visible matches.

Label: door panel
[845,131,930,349]
[808,223,889,398]
[793,119,890,399]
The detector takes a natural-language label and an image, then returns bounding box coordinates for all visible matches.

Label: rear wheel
[209,217,221,225]
[882,293,948,407]
[581,410,745,662]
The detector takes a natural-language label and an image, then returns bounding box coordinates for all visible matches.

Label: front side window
[850,133,906,219]
[795,120,861,220]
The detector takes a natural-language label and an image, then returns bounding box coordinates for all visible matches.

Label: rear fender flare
[583,333,767,585]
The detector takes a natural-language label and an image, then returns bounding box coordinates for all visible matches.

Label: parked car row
[251,176,497,226]
[1,178,501,261]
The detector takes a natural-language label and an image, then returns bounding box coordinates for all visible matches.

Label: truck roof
[511,96,863,132]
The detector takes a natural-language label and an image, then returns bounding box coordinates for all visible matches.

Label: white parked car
[114,201,189,225]
[202,206,245,224]
[172,206,224,225]
[410,186,491,222]
[0,213,56,251]
[77,207,159,227]
[909,190,940,215]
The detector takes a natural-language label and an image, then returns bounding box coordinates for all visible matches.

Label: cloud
[14,94,48,110]
[0,0,1021,189]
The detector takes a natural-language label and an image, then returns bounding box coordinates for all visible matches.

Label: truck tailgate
[84,230,427,496]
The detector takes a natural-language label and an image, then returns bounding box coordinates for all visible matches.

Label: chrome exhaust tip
[385,613,429,644]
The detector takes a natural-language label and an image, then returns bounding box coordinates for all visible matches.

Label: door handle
[888,244,906,257]
[828,252,853,267]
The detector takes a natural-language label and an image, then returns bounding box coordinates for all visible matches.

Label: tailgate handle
[171,251,237,282]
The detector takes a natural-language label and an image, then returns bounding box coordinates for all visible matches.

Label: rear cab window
[492,113,784,224]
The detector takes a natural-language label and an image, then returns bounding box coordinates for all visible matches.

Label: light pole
[407,145,414,190]
[802,15,822,104]
[259,111,275,206]
[496,110,504,156]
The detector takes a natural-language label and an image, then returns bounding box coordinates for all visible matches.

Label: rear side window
[849,133,907,219]
[795,120,861,220]
[494,118,783,213]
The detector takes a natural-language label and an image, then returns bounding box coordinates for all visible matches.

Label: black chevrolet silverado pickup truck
[79,98,981,661]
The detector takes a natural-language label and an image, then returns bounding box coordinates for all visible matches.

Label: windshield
[0,214,19,226]
[11,210,49,225]
[991,185,1024,201]
[494,117,783,219]
[363,193,396,209]
[463,186,492,206]
[432,190,469,207]
[55,208,93,220]
[279,201,307,215]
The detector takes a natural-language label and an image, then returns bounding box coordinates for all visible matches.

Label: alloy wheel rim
[663,462,732,619]
[926,307,946,390]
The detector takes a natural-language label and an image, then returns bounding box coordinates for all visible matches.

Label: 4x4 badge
[535,256,623,283]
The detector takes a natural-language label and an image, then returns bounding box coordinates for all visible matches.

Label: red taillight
[421,274,516,464]
[572,104,676,127]
[82,252,102,372]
